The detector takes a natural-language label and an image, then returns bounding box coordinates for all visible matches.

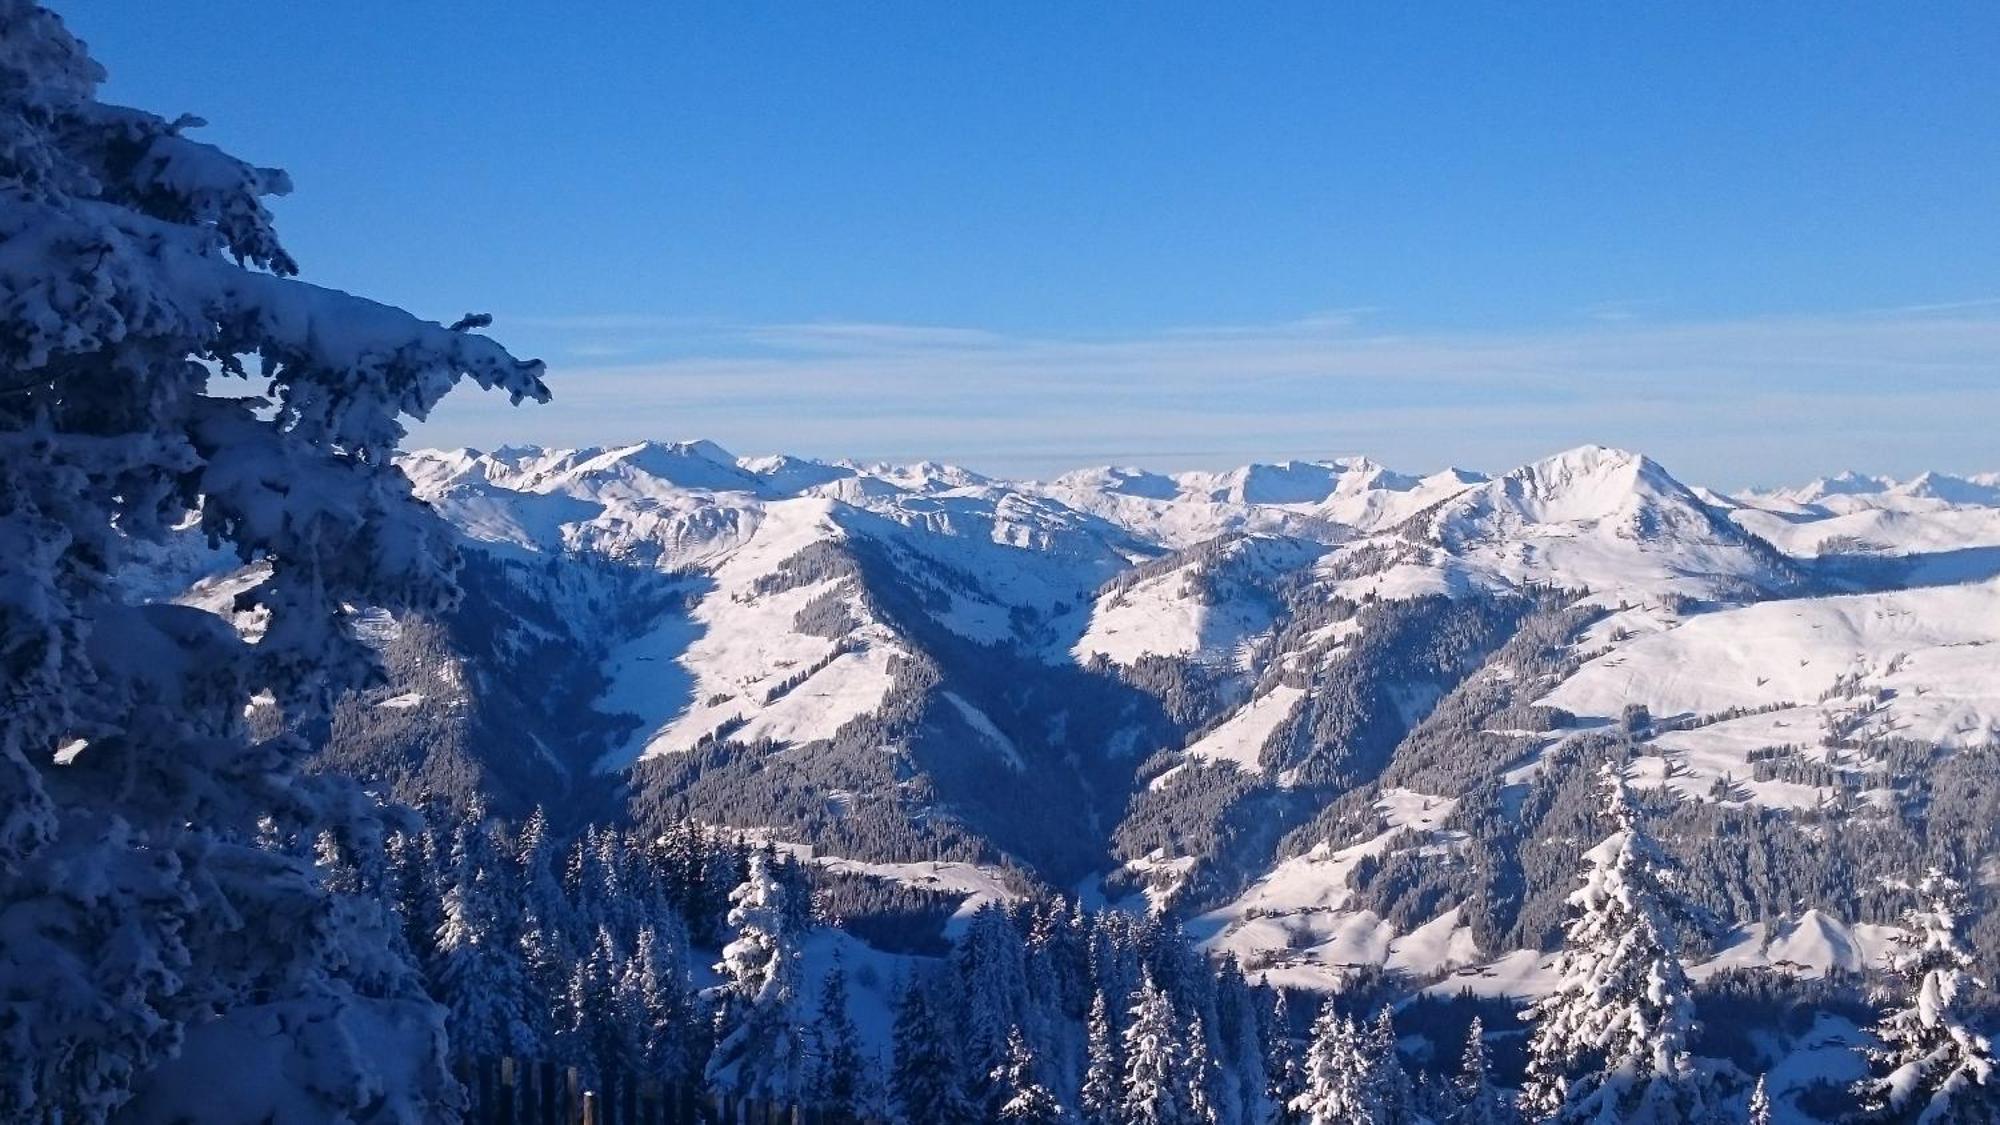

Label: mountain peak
[1178,456,1419,505]
[1050,465,1182,501]
[555,439,767,497]
[1784,470,1898,504]
[1497,445,1679,513]
[1894,470,2000,507]
[1403,444,1796,599]
[1523,443,1651,475]
[607,438,739,466]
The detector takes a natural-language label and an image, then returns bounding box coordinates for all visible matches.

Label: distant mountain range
[149,439,2000,997]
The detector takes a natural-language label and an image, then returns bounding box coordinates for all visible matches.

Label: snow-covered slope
[1191,789,1476,991]
[1388,445,1802,603]
[1723,469,2000,587]
[201,439,2000,1013]
[1035,457,1482,549]
[1536,579,2000,808]
[1074,535,1323,668]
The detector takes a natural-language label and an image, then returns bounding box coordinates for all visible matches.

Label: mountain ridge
[169,438,2000,1003]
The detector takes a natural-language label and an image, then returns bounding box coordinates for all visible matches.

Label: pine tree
[1183,1012,1222,1125]
[705,851,805,1102]
[960,900,1032,1109]
[1293,1004,1378,1125]
[1263,984,1302,1120]
[1202,958,1264,1125]
[389,824,447,970]
[567,926,638,1087]
[1522,764,1712,1124]
[0,5,544,1119]
[516,807,572,945]
[1029,898,1090,1040]
[1122,974,1188,1125]
[591,826,635,938]
[1854,867,1998,1122]
[434,817,538,1059]
[1365,1007,1417,1123]
[1080,990,1123,1125]
[994,1025,1071,1125]
[1747,1074,1771,1125]
[513,808,576,1056]
[812,962,866,1118]
[1454,1017,1513,1125]
[892,975,974,1125]
[620,925,698,1084]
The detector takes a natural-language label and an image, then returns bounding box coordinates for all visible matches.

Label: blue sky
[69,2,2000,486]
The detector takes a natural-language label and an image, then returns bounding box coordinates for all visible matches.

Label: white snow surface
[1073,535,1320,667]
[1398,445,1800,602]
[1191,789,1470,991]
[1693,911,1905,979]
[605,499,905,762]
[764,842,1021,938]
[1167,684,1307,776]
[1725,468,2000,587]
[1538,579,2000,806]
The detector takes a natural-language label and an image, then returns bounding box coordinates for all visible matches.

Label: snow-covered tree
[1522,765,1712,1124]
[1263,985,1302,1119]
[705,851,805,1101]
[1747,1074,1771,1125]
[1183,1012,1222,1125]
[1365,1007,1417,1123]
[1027,899,1090,1047]
[811,961,866,1118]
[1454,1017,1513,1125]
[1292,1004,1378,1125]
[620,924,698,1084]
[387,821,439,937]
[1123,973,1188,1125]
[960,900,1032,1107]
[0,4,545,1120]
[516,807,573,945]
[1080,989,1123,1125]
[892,974,974,1125]
[568,926,641,1087]
[434,819,537,1059]
[1855,867,1998,1122]
[994,1025,1071,1125]
[1207,958,1266,1125]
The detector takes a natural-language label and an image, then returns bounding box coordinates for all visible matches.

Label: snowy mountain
[1724,467,2000,589]
[1388,445,1804,602]
[147,440,2000,1012]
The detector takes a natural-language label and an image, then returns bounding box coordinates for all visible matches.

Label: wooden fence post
[439,1060,924,1125]
[498,1056,517,1125]
[454,1056,473,1119]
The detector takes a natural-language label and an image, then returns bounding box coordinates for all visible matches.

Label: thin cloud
[745,321,1012,352]
[1870,296,2000,316]
[416,305,2000,487]
[1580,298,1666,322]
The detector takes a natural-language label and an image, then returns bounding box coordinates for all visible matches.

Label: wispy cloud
[418,305,2000,487]
[746,322,1011,352]
[1870,296,2000,316]
[1580,298,1666,323]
